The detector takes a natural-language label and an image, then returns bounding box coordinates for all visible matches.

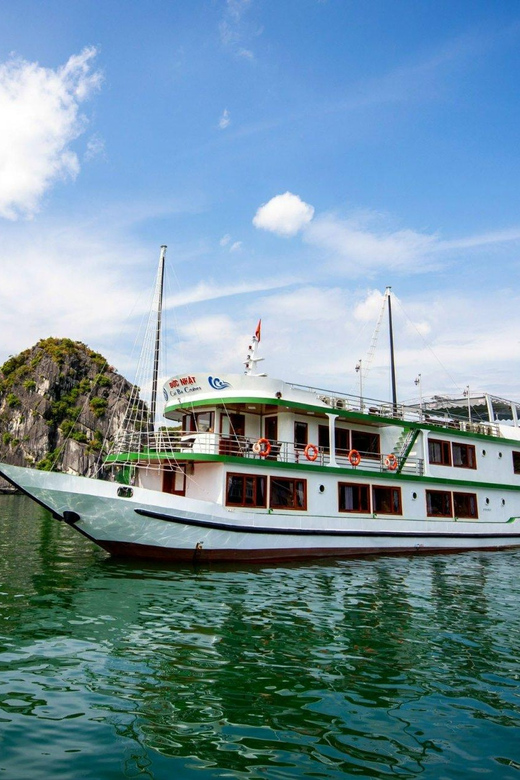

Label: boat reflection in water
[1,496,520,779]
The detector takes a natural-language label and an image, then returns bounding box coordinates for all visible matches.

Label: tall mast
[150,245,167,430]
[387,286,398,413]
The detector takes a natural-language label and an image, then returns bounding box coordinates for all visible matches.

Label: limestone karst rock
[0,338,148,487]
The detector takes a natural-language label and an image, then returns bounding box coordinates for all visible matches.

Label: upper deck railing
[289,382,501,436]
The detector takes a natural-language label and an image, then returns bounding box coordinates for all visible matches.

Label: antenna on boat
[150,245,167,430]
[387,286,398,413]
[244,319,267,377]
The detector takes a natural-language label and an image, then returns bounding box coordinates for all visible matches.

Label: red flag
[255,319,261,342]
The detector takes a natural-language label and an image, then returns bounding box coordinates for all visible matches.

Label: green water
[0,496,519,779]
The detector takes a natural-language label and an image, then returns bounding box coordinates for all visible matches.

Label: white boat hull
[2,463,520,562]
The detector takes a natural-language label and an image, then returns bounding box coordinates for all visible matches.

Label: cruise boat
[2,250,520,562]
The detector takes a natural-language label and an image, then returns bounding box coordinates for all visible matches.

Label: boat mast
[150,245,167,430]
[387,286,398,413]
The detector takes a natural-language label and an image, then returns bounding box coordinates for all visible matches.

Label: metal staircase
[393,428,421,474]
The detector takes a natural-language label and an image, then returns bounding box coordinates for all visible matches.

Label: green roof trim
[163,395,516,442]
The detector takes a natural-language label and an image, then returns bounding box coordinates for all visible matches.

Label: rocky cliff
[0,338,148,486]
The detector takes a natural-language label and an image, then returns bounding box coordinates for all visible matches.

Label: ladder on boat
[392,427,420,474]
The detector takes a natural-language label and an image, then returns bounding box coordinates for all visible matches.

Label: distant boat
[2,248,520,562]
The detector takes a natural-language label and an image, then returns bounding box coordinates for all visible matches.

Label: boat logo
[208,376,231,390]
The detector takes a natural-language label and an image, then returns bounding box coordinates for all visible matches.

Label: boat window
[225,413,245,438]
[163,468,186,495]
[319,425,350,455]
[226,473,267,508]
[452,442,476,469]
[426,489,453,518]
[338,482,370,513]
[453,492,478,519]
[318,425,330,453]
[265,416,278,443]
[351,430,380,458]
[372,486,402,515]
[428,439,451,466]
[182,411,214,433]
[270,477,307,510]
[294,421,308,450]
[513,452,520,474]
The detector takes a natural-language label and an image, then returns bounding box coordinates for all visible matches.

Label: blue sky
[1,0,520,405]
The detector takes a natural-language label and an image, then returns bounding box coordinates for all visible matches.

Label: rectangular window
[226,473,267,507]
[351,430,380,458]
[270,477,307,510]
[336,428,350,457]
[372,486,402,515]
[426,489,453,517]
[294,421,308,450]
[513,452,520,474]
[452,442,476,469]
[182,411,215,432]
[318,426,350,456]
[163,468,186,495]
[338,482,370,513]
[428,439,451,466]
[453,492,478,519]
[318,425,330,453]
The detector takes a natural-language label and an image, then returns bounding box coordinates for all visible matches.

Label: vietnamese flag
[255,319,261,342]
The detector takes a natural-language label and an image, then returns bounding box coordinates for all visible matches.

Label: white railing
[108,430,424,474]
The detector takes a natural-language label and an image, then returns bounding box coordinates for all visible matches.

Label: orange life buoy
[253,437,271,457]
[385,453,398,470]
[348,449,361,467]
[304,443,319,462]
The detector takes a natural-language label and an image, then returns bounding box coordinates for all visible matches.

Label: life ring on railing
[385,453,398,471]
[348,449,361,467]
[304,443,319,462]
[253,438,271,457]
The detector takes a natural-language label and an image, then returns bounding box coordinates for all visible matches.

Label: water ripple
[1,497,520,778]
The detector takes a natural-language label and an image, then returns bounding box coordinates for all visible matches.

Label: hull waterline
[2,463,520,563]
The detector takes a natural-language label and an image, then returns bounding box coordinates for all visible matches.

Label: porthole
[482,449,486,456]
[412,491,418,500]
[498,452,503,459]
[117,486,133,498]
[502,498,506,507]
[319,484,325,493]
[485,497,490,505]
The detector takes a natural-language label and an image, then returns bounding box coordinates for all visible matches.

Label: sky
[1,0,520,407]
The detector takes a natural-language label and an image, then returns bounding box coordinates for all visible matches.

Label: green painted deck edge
[105,450,520,492]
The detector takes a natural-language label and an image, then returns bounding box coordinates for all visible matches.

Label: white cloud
[219,108,231,129]
[85,133,106,161]
[305,213,437,272]
[253,192,315,236]
[163,276,296,310]
[230,241,242,252]
[353,289,386,322]
[0,46,102,220]
[220,234,231,246]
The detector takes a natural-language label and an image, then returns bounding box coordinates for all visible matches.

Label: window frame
[512,451,520,474]
[338,482,371,513]
[269,476,307,510]
[428,438,452,466]
[351,430,380,459]
[452,442,477,470]
[372,485,402,515]
[453,491,478,519]
[294,421,308,450]
[426,489,453,518]
[225,472,267,508]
